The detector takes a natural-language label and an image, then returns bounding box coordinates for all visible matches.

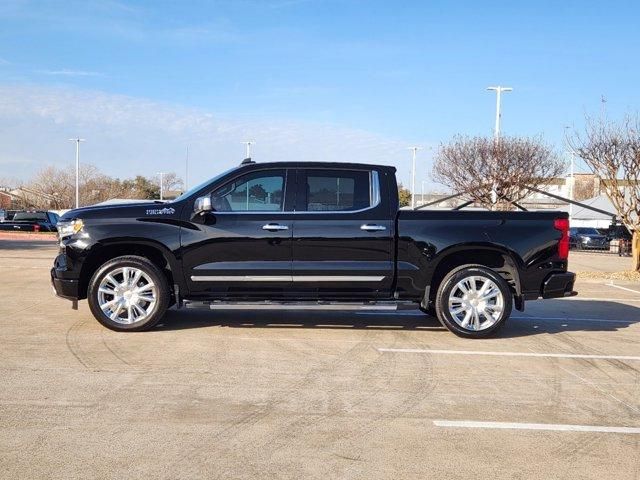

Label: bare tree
[433,135,564,210]
[160,172,184,193]
[28,164,114,209]
[570,116,640,270]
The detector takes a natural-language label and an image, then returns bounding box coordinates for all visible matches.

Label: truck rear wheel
[87,255,170,331]
[434,265,512,338]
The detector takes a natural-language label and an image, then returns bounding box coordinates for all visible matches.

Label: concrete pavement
[0,243,638,479]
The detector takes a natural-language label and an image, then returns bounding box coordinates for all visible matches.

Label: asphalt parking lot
[1,241,638,479]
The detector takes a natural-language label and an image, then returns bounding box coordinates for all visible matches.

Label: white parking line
[606,282,640,295]
[433,420,640,434]
[560,296,640,302]
[377,348,640,361]
[512,315,636,324]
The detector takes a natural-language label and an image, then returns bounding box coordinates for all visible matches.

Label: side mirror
[194,195,213,214]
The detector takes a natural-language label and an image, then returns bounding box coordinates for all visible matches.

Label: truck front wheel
[87,255,170,331]
[434,265,512,338]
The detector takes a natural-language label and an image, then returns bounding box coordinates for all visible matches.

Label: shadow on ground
[155,300,640,337]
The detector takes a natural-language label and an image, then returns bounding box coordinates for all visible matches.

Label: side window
[211,170,286,212]
[302,169,374,212]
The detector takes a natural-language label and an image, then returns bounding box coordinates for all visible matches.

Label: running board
[183,300,412,311]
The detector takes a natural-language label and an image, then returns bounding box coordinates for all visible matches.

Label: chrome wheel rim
[97,267,157,325]
[448,275,504,331]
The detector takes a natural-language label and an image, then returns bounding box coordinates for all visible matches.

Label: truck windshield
[176,166,239,200]
[576,228,600,234]
[13,212,47,221]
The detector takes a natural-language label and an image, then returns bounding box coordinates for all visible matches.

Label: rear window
[302,169,376,212]
[13,212,47,221]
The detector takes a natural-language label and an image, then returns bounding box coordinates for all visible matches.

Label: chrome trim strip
[190,275,385,282]
[293,276,385,282]
[191,275,291,282]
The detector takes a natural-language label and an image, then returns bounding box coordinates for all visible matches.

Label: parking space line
[433,420,640,434]
[512,315,636,324]
[377,348,640,361]
[561,296,640,302]
[606,282,640,295]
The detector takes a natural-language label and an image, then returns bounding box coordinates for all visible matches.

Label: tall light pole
[242,141,254,159]
[68,137,85,209]
[486,86,512,206]
[486,86,513,139]
[157,172,166,200]
[185,146,189,191]
[564,126,575,219]
[421,180,430,205]
[408,147,421,209]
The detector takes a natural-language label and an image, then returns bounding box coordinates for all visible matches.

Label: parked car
[51,161,575,338]
[0,210,60,232]
[569,227,609,250]
[0,210,19,221]
[601,224,632,256]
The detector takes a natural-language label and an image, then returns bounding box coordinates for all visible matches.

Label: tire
[434,264,512,338]
[87,255,170,332]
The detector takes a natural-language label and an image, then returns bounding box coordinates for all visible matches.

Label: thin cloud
[36,69,102,77]
[0,85,423,187]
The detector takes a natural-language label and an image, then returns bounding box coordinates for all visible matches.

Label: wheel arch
[423,244,523,307]
[78,239,181,299]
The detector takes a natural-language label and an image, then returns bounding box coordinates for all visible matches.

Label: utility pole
[567,150,575,219]
[564,126,575,219]
[242,141,254,159]
[486,86,513,139]
[486,86,513,207]
[421,180,429,206]
[157,172,166,200]
[68,137,85,209]
[408,147,421,209]
[185,146,189,191]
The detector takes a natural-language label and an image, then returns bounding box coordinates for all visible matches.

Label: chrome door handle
[360,224,386,231]
[262,223,289,231]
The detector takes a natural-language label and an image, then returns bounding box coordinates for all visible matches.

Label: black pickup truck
[0,210,60,232]
[51,161,575,337]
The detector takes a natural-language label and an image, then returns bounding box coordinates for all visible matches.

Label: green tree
[398,183,412,208]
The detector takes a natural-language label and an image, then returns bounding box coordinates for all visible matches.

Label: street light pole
[68,138,85,209]
[157,172,166,200]
[242,141,254,159]
[486,86,513,207]
[486,86,513,139]
[564,126,575,219]
[567,150,575,219]
[421,180,429,199]
[185,146,189,191]
[408,146,421,209]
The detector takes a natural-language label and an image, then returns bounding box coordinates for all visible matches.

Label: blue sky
[1,0,639,189]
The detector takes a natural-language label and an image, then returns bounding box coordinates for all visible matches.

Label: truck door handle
[360,224,386,231]
[262,223,289,231]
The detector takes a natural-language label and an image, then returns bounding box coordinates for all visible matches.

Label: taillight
[33,224,40,233]
[554,218,569,260]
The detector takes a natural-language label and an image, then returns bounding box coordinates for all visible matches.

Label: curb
[0,232,58,242]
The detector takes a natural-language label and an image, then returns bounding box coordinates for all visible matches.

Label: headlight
[57,219,84,239]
